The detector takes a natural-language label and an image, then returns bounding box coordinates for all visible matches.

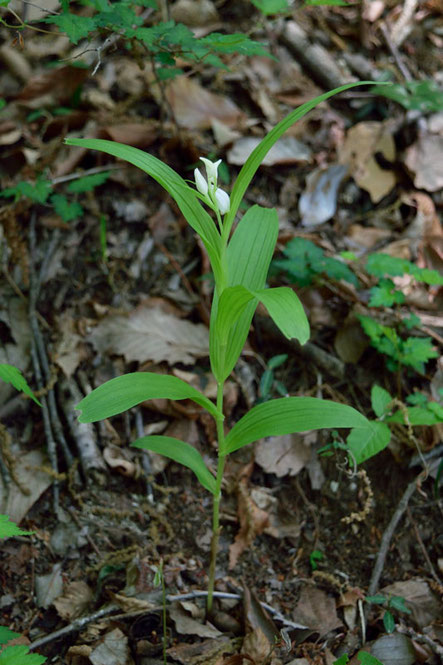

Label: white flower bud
[200,157,221,191]
[194,168,208,196]
[215,188,230,215]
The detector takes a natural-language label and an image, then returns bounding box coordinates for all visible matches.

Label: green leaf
[371,385,392,418]
[0,626,20,646]
[210,206,279,381]
[224,82,384,233]
[383,610,395,633]
[223,397,368,455]
[332,655,349,665]
[346,421,391,464]
[132,435,216,494]
[389,595,410,614]
[268,354,288,370]
[42,14,97,44]
[366,594,386,604]
[0,364,41,406]
[357,653,384,665]
[305,0,349,5]
[369,279,405,307]
[50,194,83,222]
[386,407,442,426]
[67,171,111,193]
[75,372,221,423]
[0,644,46,665]
[64,138,223,285]
[1,179,52,204]
[254,287,309,343]
[0,514,34,539]
[250,0,289,14]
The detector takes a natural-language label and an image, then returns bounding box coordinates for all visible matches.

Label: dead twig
[406,506,442,584]
[368,471,426,597]
[380,22,412,82]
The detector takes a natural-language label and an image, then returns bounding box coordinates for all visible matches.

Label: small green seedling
[258,354,288,403]
[66,81,390,612]
[309,549,323,571]
[366,594,411,634]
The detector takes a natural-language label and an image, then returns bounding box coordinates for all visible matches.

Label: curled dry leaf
[227,136,311,167]
[53,581,94,620]
[103,445,137,477]
[299,164,348,227]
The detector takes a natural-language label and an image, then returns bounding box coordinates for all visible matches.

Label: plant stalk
[207,381,226,614]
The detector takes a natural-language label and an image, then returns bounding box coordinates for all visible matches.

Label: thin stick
[368,472,425,596]
[406,506,441,584]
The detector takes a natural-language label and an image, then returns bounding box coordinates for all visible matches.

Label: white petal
[194,168,208,196]
[200,157,221,188]
[215,188,230,214]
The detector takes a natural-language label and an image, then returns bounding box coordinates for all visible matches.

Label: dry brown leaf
[169,601,222,638]
[381,578,442,629]
[229,477,269,568]
[227,136,311,166]
[17,66,88,108]
[292,585,342,637]
[171,0,219,26]
[54,311,86,379]
[347,224,391,250]
[89,627,134,665]
[339,121,396,203]
[88,303,209,365]
[255,434,312,478]
[53,581,94,620]
[167,636,236,664]
[241,628,270,665]
[405,130,443,192]
[166,76,245,129]
[99,121,159,148]
[0,449,52,524]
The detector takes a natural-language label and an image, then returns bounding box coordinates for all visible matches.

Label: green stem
[207,381,226,614]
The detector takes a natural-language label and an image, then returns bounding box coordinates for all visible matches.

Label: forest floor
[0,1,442,664]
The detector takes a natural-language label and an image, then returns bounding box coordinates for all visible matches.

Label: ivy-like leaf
[42,14,97,44]
[0,626,20,646]
[67,171,111,193]
[0,644,46,665]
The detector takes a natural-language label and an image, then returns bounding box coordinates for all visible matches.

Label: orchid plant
[66,82,389,613]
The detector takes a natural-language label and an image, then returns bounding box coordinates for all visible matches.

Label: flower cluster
[194,157,230,216]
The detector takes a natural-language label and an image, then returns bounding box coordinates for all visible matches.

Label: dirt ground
[0,1,442,664]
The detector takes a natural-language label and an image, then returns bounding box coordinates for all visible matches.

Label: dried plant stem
[207,381,227,614]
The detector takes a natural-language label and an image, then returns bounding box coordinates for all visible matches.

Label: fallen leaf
[88,303,209,365]
[171,0,219,26]
[339,121,396,203]
[227,136,311,166]
[0,449,53,524]
[381,578,442,629]
[53,581,94,620]
[89,627,134,665]
[405,129,443,192]
[166,76,245,129]
[35,563,64,609]
[292,585,342,637]
[299,164,348,227]
[170,601,222,638]
[255,434,312,478]
[241,628,270,665]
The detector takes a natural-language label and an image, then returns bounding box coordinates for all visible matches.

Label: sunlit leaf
[75,372,221,423]
[0,644,46,665]
[132,436,216,494]
[223,397,368,454]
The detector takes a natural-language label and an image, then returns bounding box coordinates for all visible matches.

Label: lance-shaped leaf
[346,421,391,464]
[224,82,385,233]
[64,138,224,286]
[210,205,279,381]
[223,397,368,455]
[215,285,309,347]
[75,373,221,423]
[132,436,216,494]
